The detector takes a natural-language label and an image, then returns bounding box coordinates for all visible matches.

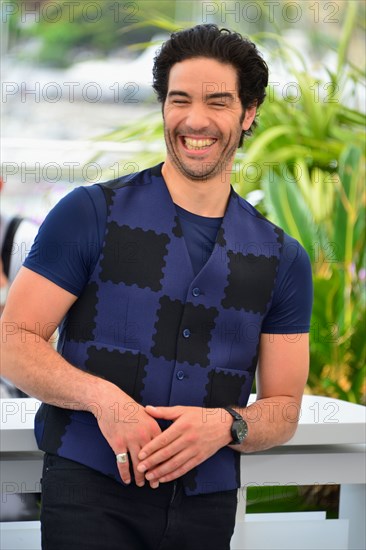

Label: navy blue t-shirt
[175,204,223,276]
[24,185,313,333]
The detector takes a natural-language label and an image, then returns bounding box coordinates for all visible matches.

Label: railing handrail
[1,394,365,454]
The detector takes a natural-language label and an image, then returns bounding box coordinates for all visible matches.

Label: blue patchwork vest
[35,163,284,495]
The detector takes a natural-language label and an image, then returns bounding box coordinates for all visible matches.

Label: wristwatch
[223,407,248,445]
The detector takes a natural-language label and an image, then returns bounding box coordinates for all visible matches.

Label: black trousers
[40,453,238,550]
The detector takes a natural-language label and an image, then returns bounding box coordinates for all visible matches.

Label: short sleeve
[261,234,313,334]
[23,185,106,296]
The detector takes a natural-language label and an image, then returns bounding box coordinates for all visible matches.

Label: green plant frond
[253,32,308,72]
[119,17,183,38]
[261,169,317,254]
[307,168,335,224]
[336,104,366,126]
[299,137,341,158]
[249,147,333,169]
[294,158,313,202]
[96,112,163,142]
[126,39,166,52]
[330,127,365,149]
[337,0,359,76]
[243,125,299,162]
[333,146,363,269]
[347,62,366,80]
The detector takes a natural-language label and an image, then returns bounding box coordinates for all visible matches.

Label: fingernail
[139,452,147,460]
[136,481,145,487]
[137,464,147,473]
[151,482,159,489]
[124,478,131,485]
[145,473,154,481]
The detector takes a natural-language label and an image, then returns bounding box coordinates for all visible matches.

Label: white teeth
[184,137,216,150]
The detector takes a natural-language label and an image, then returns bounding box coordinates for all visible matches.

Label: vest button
[176,370,185,380]
[192,287,200,297]
[182,328,191,338]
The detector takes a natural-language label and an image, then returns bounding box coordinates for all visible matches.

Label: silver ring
[116,452,128,464]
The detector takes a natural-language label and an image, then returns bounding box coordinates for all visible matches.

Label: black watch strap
[223,406,248,445]
[223,406,243,421]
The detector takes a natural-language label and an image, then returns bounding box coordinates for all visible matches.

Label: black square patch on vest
[152,296,218,367]
[203,368,246,408]
[222,251,278,314]
[100,223,170,291]
[85,345,148,402]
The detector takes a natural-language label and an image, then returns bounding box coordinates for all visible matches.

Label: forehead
[167,57,239,96]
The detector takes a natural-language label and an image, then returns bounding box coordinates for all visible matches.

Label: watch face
[233,419,248,443]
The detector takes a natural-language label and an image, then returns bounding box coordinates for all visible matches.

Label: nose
[185,103,210,131]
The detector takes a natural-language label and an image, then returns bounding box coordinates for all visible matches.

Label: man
[1,25,312,550]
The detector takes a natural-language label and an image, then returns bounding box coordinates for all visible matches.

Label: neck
[161,159,232,217]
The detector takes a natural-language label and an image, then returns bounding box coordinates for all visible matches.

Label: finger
[127,444,148,487]
[145,405,182,420]
[138,427,179,462]
[148,480,160,489]
[145,450,198,483]
[137,436,186,474]
[116,451,131,485]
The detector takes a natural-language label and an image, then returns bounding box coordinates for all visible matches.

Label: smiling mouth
[182,137,217,150]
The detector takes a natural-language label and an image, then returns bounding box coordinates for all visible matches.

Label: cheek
[164,114,178,133]
[222,113,243,130]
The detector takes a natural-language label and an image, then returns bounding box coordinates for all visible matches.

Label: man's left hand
[137,405,232,483]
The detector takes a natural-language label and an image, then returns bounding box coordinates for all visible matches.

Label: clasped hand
[136,405,232,485]
[98,396,232,489]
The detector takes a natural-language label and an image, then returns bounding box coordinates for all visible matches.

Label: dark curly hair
[152,24,268,146]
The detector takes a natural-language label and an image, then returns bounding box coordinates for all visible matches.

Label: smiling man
[1,25,313,550]
[162,58,253,185]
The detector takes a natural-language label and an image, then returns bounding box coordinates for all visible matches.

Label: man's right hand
[96,387,162,488]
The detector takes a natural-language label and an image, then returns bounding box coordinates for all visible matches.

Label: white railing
[1,395,365,550]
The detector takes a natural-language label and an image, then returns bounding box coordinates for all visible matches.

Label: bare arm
[135,332,309,482]
[1,267,101,404]
[232,332,310,452]
[0,267,161,487]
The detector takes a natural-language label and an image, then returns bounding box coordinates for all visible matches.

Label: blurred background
[1,0,365,520]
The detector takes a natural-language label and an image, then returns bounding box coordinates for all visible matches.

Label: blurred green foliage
[246,484,340,519]
[240,4,365,404]
[5,0,179,66]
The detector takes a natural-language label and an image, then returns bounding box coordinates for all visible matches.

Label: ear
[242,104,257,131]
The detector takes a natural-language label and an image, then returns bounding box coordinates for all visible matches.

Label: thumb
[144,405,182,420]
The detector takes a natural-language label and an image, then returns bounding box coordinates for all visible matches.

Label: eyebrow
[167,90,236,101]
[167,91,190,98]
[204,92,235,101]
